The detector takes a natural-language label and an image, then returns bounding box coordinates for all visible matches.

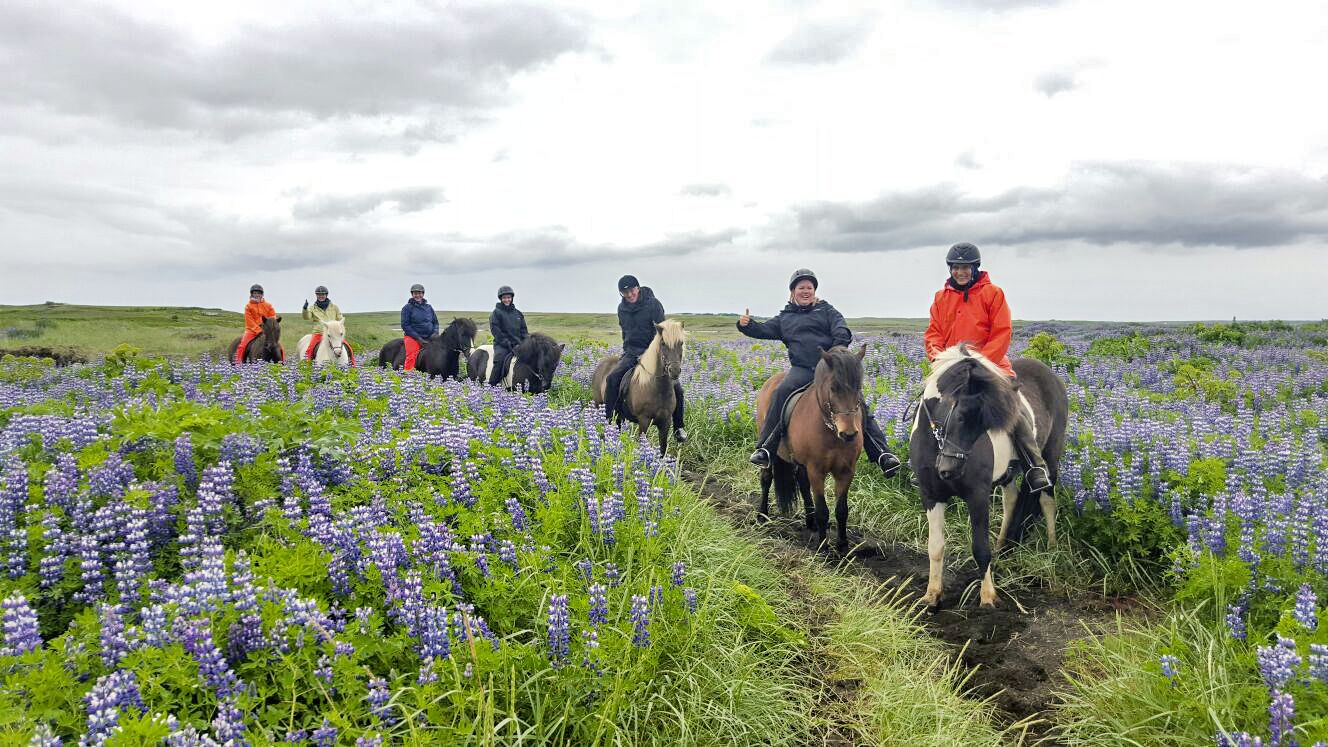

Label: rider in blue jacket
[400,283,438,371]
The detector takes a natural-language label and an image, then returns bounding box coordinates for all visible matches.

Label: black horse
[467,333,564,394]
[227,316,283,364]
[908,344,1068,609]
[377,318,477,380]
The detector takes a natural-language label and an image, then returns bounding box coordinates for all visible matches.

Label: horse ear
[559,344,566,351]
[655,323,664,331]
[856,344,866,361]
[276,316,282,323]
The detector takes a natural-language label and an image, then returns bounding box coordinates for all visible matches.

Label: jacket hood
[619,286,657,314]
[944,270,990,295]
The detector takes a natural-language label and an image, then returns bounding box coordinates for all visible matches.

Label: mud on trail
[683,469,1133,743]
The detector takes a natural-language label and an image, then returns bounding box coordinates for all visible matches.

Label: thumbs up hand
[303,300,309,310]
[739,308,751,327]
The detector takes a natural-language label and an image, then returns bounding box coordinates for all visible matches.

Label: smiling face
[791,279,816,306]
[500,294,514,306]
[621,286,640,304]
[949,264,974,285]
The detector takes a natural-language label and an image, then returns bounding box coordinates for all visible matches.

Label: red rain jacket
[923,271,1014,376]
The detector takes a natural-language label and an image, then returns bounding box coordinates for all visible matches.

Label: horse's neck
[635,336,661,377]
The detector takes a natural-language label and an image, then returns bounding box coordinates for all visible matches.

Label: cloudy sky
[2,0,1326,321]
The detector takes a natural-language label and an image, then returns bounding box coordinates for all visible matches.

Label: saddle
[780,383,812,428]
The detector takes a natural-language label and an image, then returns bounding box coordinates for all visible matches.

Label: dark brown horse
[227,316,282,364]
[755,345,866,550]
[377,318,477,380]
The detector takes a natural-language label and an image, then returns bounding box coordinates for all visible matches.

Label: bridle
[920,385,971,466]
[815,384,860,434]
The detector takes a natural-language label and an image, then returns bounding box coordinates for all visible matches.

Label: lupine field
[1,317,1327,745]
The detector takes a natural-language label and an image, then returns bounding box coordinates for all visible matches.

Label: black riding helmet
[497,285,515,299]
[945,242,981,269]
[250,284,264,294]
[315,285,329,295]
[788,268,818,291]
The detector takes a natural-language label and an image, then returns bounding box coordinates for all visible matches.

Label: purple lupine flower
[605,563,620,588]
[366,677,395,726]
[211,697,248,746]
[671,561,685,587]
[1,459,29,579]
[178,616,245,698]
[1159,654,1180,685]
[283,729,308,744]
[588,584,608,626]
[582,628,602,675]
[1268,689,1295,747]
[1227,599,1248,641]
[575,558,592,583]
[82,670,145,747]
[630,594,651,648]
[547,594,570,667]
[98,603,132,667]
[683,587,698,614]
[44,453,79,512]
[505,496,527,532]
[418,656,439,685]
[1257,635,1301,690]
[1217,732,1265,747]
[497,540,517,571]
[417,604,450,660]
[314,656,334,685]
[174,433,197,490]
[0,592,41,656]
[28,722,61,746]
[1293,584,1317,631]
[356,737,383,747]
[310,720,337,747]
[1309,643,1328,684]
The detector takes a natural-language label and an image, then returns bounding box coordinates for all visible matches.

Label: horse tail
[771,456,797,515]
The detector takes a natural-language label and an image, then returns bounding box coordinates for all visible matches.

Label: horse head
[260,316,282,359]
[322,320,346,357]
[815,345,865,443]
[514,334,564,393]
[654,320,686,380]
[926,352,1019,480]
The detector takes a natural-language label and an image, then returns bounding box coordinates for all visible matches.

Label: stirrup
[673,427,688,444]
[749,448,772,467]
[1024,466,1053,492]
[876,453,902,478]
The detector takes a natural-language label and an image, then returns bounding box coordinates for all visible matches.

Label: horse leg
[966,488,998,608]
[921,501,946,608]
[758,467,772,523]
[799,467,815,530]
[806,464,829,549]
[832,467,853,551]
[656,416,669,455]
[995,483,1017,553]
[1040,492,1058,549]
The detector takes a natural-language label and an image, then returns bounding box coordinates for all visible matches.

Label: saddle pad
[781,383,812,427]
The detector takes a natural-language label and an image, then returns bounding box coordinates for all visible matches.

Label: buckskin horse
[592,320,686,454]
[909,344,1068,608]
[755,345,868,551]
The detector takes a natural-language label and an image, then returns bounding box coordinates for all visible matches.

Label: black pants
[488,345,512,386]
[604,354,684,429]
[757,366,890,461]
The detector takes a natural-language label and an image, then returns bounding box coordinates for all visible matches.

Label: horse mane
[438,318,477,349]
[932,345,1019,433]
[815,346,863,395]
[923,343,1007,399]
[634,319,686,380]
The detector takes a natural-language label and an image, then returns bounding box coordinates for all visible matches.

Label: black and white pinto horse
[909,344,1068,609]
[376,318,477,380]
[467,333,565,394]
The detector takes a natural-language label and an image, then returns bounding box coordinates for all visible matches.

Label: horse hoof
[979,597,998,609]
[755,512,770,525]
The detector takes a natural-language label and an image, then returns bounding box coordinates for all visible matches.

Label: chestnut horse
[755,345,866,550]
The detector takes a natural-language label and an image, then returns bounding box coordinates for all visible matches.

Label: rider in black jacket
[488,285,528,385]
[604,275,687,443]
[739,269,902,477]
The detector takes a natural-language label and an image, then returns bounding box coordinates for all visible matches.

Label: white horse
[297,319,352,368]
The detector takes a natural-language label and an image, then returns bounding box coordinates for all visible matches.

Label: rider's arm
[429,308,440,338]
[980,288,1012,365]
[923,294,945,361]
[738,312,781,340]
[302,304,314,321]
[518,312,528,341]
[828,307,851,348]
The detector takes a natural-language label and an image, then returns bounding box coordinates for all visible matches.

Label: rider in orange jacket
[924,243,1051,492]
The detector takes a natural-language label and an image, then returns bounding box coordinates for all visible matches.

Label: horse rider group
[235,241,1052,489]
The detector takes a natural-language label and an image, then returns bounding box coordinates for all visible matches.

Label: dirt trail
[684,469,1133,744]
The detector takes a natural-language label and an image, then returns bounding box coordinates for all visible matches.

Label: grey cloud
[1034,70,1079,97]
[765,18,873,65]
[291,188,446,221]
[407,227,744,270]
[679,183,732,197]
[0,2,591,140]
[931,0,1062,9]
[774,162,1328,252]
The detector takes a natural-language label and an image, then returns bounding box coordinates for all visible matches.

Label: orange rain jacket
[923,271,1014,376]
[244,299,277,334]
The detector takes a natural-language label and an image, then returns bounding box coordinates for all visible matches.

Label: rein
[921,387,970,464]
[814,384,861,433]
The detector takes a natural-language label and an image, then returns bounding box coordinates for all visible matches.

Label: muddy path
[683,468,1135,744]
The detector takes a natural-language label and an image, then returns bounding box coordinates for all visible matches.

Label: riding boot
[487,349,507,386]
[671,382,687,443]
[860,398,902,478]
[1012,410,1052,493]
[749,403,782,468]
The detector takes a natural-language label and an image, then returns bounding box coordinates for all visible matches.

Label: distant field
[0,303,934,358]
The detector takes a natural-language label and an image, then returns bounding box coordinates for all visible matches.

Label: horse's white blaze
[987,429,1014,484]
[922,503,946,606]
